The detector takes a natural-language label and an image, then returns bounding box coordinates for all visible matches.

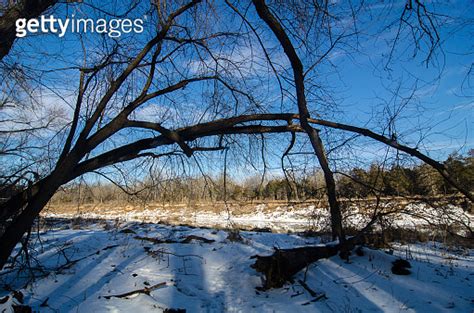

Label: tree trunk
[0,0,58,60]
[306,129,344,241]
[0,176,62,269]
[0,150,80,270]
[251,0,345,242]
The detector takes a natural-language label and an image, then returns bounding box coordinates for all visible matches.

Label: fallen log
[251,235,373,289]
[251,245,340,289]
[103,282,166,299]
[180,235,215,244]
[134,235,214,244]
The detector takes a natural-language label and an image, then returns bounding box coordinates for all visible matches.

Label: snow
[1,220,473,312]
[42,202,473,234]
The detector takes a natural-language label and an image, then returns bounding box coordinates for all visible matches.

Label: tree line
[46,151,473,204]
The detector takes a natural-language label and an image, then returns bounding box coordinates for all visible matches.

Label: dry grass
[44,195,470,216]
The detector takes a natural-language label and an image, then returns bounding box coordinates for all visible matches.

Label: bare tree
[0,0,472,270]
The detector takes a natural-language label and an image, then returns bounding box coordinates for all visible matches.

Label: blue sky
[322,0,473,160]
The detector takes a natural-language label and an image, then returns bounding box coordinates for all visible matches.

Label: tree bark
[0,147,84,268]
[0,0,58,60]
[0,175,62,268]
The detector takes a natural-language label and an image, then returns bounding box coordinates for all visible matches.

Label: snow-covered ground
[1,220,473,312]
[42,202,473,234]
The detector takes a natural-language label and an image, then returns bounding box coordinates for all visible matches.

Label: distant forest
[43,151,474,204]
